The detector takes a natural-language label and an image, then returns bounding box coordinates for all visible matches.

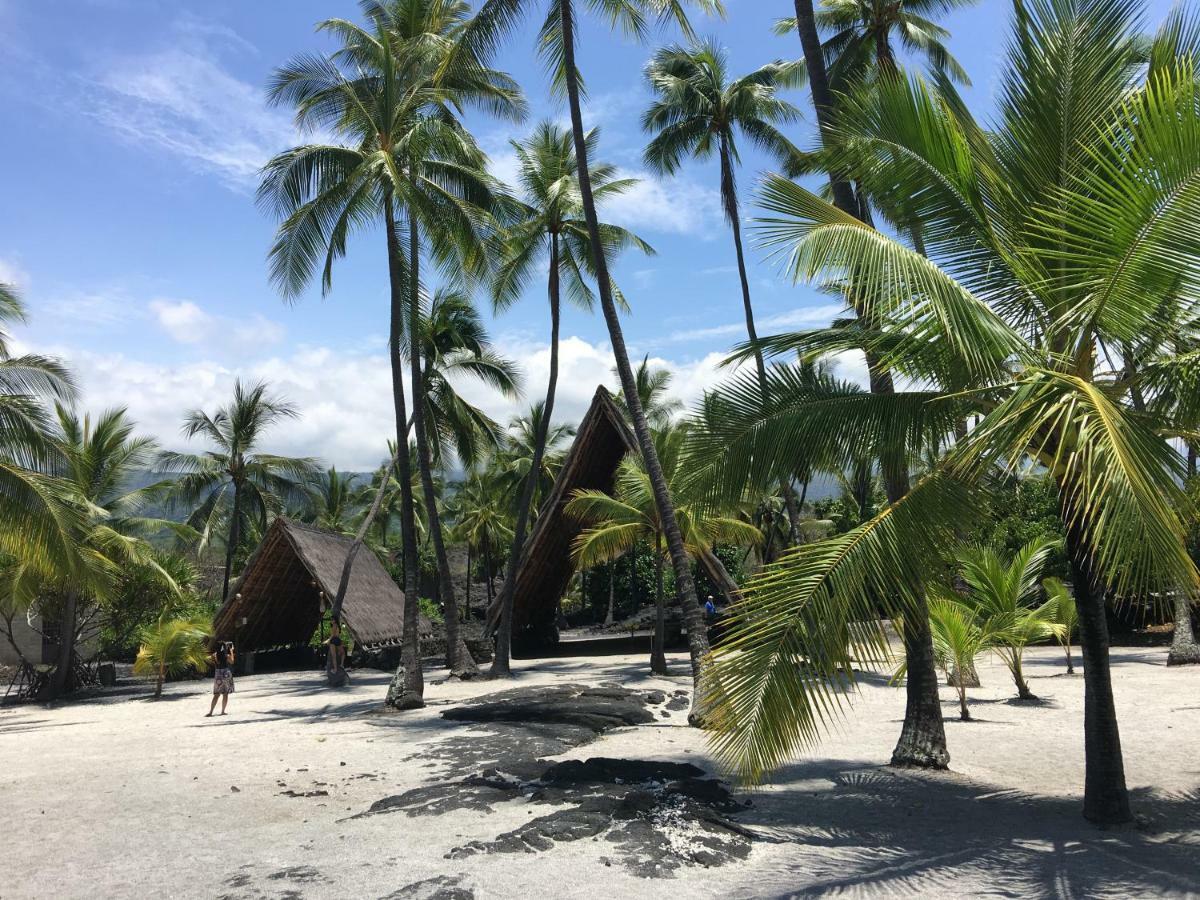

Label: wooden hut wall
[489,387,637,634]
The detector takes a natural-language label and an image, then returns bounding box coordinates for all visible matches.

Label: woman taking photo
[205,641,235,717]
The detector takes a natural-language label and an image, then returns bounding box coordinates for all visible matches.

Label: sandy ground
[2,644,1198,899]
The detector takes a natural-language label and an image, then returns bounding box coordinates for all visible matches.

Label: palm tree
[703,0,1200,823]
[162,380,317,603]
[260,1,521,699]
[1042,577,1079,674]
[47,406,180,697]
[492,402,576,517]
[133,615,211,699]
[414,286,521,470]
[957,538,1063,701]
[922,594,992,721]
[775,0,975,88]
[642,40,806,541]
[488,121,652,675]
[613,357,684,430]
[448,467,513,611]
[309,466,361,533]
[567,425,759,674]
[455,0,723,722]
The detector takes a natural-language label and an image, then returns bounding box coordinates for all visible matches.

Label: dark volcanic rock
[359,683,755,877]
[381,874,474,900]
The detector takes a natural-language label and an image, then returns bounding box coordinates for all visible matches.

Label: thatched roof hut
[487,386,637,640]
[212,518,430,651]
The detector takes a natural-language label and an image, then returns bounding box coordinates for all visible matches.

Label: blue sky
[0,0,1177,467]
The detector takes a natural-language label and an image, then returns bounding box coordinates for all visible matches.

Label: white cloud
[603,170,723,237]
[664,302,847,344]
[149,298,285,349]
[79,19,299,189]
[20,333,735,470]
[0,256,30,289]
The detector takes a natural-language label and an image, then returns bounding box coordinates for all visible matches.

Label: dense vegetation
[3,0,1199,828]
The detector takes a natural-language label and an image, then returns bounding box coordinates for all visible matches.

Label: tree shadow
[738,759,1200,898]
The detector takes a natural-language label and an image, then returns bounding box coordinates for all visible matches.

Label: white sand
[1,645,1198,898]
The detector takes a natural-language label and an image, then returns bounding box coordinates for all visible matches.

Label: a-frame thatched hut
[487,386,637,643]
[212,518,430,652]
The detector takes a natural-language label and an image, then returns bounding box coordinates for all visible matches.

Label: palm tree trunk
[1188,443,1196,478]
[605,559,616,625]
[1065,518,1132,824]
[721,140,802,547]
[491,236,562,677]
[652,531,667,675]
[957,681,969,721]
[1168,592,1200,665]
[222,478,243,602]
[1011,653,1037,699]
[384,198,423,710]
[792,0,947,769]
[331,449,400,624]
[484,540,494,605]
[465,544,473,621]
[559,0,710,723]
[49,590,79,699]
[406,222,477,680]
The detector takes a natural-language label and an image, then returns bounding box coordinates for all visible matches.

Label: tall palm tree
[642,41,806,541]
[162,380,317,603]
[568,424,759,674]
[488,121,652,675]
[775,0,975,88]
[260,1,522,698]
[455,0,723,722]
[702,0,1200,824]
[783,0,948,769]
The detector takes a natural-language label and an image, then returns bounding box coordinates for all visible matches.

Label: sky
[0,0,1178,469]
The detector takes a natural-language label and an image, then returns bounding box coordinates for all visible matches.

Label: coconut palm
[922,594,992,721]
[162,380,317,604]
[775,0,975,89]
[567,425,759,674]
[448,467,514,611]
[488,121,653,676]
[1042,577,1079,674]
[453,0,723,721]
[309,466,362,534]
[701,0,1200,823]
[642,41,806,541]
[133,615,211,699]
[413,286,521,470]
[492,402,576,517]
[260,1,522,698]
[613,357,684,430]
[957,538,1063,701]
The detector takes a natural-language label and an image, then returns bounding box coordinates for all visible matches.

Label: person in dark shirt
[205,641,235,717]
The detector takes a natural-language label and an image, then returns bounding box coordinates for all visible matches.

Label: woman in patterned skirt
[205,641,235,717]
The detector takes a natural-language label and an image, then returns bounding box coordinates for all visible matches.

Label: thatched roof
[487,386,637,637]
[212,518,430,651]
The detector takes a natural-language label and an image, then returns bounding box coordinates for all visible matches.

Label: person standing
[205,641,235,717]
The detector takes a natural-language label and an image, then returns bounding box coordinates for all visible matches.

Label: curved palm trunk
[491,236,562,677]
[1168,592,1200,666]
[407,223,478,679]
[559,0,710,723]
[793,0,947,768]
[1008,651,1037,700]
[720,141,802,546]
[651,531,668,675]
[1065,517,1132,824]
[384,199,424,710]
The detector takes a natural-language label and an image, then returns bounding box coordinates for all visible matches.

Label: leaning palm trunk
[492,240,562,676]
[384,200,424,710]
[1065,517,1131,824]
[407,223,478,680]
[222,478,243,602]
[791,0,947,769]
[331,448,400,621]
[559,0,710,722]
[651,532,668,675]
[1167,592,1200,666]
